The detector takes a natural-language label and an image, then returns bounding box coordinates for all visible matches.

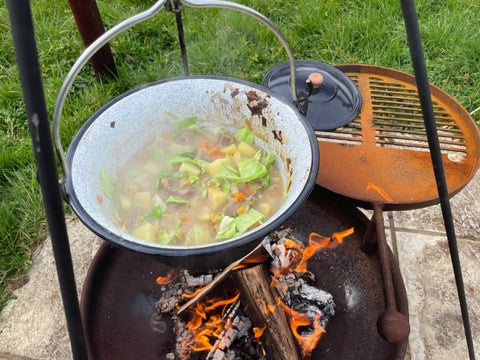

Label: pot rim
[65,75,319,259]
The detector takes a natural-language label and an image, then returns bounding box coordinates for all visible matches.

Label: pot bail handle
[53,0,170,187]
[53,0,299,187]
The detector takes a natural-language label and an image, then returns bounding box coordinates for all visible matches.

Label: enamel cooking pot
[53,0,319,270]
[59,76,318,270]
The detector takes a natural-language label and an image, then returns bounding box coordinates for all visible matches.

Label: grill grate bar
[374,127,465,140]
[374,114,458,129]
[370,89,418,97]
[373,120,463,133]
[371,95,425,103]
[375,133,467,147]
[372,105,451,117]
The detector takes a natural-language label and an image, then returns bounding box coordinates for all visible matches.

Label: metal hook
[165,0,182,13]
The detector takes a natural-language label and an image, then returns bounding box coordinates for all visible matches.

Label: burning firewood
[233,262,302,360]
[155,227,354,359]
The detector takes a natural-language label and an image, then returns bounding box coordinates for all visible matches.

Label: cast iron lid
[262,60,362,130]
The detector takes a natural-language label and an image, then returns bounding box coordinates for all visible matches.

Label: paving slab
[394,231,479,360]
[0,218,101,360]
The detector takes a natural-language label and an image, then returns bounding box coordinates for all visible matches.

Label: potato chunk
[208,187,227,211]
[179,161,201,177]
[132,223,156,243]
[237,141,257,157]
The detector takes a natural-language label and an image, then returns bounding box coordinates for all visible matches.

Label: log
[67,0,117,80]
[232,263,301,360]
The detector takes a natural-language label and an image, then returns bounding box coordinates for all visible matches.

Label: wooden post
[67,0,117,80]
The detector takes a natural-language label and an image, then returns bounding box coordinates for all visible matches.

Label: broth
[101,118,285,246]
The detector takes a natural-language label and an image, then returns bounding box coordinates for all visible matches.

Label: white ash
[268,234,336,331]
[183,272,214,287]
[156,270,218,314]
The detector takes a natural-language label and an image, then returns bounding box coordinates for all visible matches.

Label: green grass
[1,0,480,310]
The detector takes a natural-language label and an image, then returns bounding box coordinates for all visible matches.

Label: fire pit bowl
[63,76,318,270]
[80,186,409,359]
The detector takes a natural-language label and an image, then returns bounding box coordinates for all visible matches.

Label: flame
[366,182,394,202]
[155,269,179,285]
[332,227,355,245]
[205,292,240,315]
[256,298,277,315]
[180,229,353,358]
[233,253,270,271]
[279,298,325,357]
[253,325,266,338]
[182,285,207,299]
[184,292,240,353]
[294,228,354,273]
[190,328,214,351]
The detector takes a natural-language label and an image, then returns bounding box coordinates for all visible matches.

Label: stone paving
[0,173,479,360]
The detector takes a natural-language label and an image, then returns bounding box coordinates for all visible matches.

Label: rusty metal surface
[80,186,408,360]
[316,64,480,210]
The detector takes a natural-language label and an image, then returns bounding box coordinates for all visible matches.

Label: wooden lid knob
[307,73,324,88]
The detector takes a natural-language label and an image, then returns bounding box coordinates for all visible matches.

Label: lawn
[1,0,480,310]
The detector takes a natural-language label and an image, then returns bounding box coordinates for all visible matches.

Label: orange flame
[256,298,278,315]
[279,298,325,357]
[332,227,355,245]
[205,292,240,316]
[190,328,214,351]
[294,228,354,273]
[233,253,270,271]
[184,292,240,353]
[182,285,207,299]
[253,325,266,338]
[181,230,353,357]
[366,182,394,202]
[155,269,179,285]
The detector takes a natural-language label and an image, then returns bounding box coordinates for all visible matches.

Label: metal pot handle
[53,0,299,186]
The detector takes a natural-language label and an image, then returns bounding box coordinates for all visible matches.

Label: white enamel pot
[53,0,319,270]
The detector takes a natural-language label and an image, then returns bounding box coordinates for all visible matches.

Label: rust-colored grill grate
[315,64,480,210]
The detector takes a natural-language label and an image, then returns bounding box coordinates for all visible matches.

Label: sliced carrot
[236,206,245,215]
[233,192,245,202]
[181,216,190,223]
[243,188,251,195]
[179,177,188,186]
[198,143,207,149]
[96,194,103,205]
[210,214,217,226]
[209,144,219,155]
[273,192,282,197]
